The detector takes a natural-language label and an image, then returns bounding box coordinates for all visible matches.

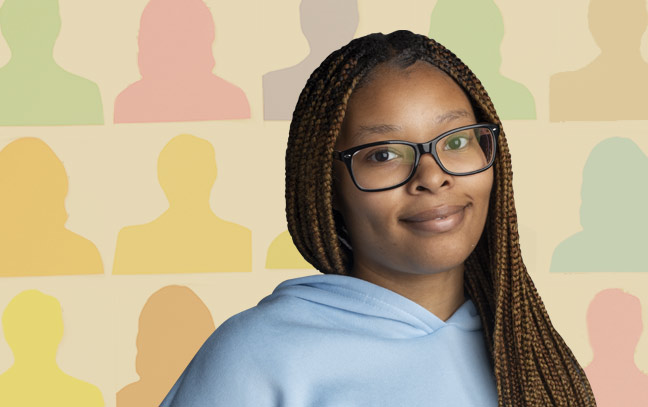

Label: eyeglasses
[333,123,498,192]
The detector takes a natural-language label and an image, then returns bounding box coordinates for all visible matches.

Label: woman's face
[333,61,493,278]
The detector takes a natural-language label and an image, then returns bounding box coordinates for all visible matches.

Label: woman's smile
[399,203,468,233]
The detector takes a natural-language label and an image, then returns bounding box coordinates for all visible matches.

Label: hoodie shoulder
[160,297,302,407]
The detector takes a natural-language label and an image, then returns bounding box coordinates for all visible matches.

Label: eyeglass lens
[350,127,495,190]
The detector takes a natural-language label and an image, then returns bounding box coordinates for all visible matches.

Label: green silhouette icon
[550,138,648,273]
[0,0,103,126]
[429,0,536,120]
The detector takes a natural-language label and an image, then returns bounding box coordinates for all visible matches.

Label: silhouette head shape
[2,290,63,361]
[299,0,358,51]
[589,0,647,53]
[138,0,216,78]
[580,138,648,232]
[157,135,217,206]
[134,285,215,380]
[429,0,504,74]
[0,0,61,57]
[587,288,643,356]
[0,138,68,227]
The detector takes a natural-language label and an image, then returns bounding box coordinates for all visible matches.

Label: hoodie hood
[259,274,481,338]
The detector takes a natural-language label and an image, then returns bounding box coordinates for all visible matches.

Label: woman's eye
[366,148,400,162]
[444,135,470,150]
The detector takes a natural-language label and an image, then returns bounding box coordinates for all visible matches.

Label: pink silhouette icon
[114,0,250,123]
[585,288,648,406]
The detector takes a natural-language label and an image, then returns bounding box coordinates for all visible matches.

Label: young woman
[161,31,596,406]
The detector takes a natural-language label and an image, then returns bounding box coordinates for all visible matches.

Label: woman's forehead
[347,61,469,110]
[337,62,475,146]
[356,60,443,90]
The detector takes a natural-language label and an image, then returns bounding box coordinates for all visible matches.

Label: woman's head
[286,30,595,406]
[331,62,494,280]
[286,30,503,275]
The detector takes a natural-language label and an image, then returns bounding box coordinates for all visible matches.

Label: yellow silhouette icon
[266,230,313,269]
[550,0,648,121]
[0,138,103,276]
[0,290,104,407]
[117,285,215,407]
[113,134,251,274]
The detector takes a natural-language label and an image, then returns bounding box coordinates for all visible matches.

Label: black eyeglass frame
[333,123,499,192]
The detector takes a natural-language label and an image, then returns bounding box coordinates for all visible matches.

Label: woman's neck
[351,263,466,321]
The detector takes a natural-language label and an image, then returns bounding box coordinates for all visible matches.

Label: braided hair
[285,30,595,406]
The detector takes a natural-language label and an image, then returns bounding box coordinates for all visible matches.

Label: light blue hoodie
[160,274,498,406]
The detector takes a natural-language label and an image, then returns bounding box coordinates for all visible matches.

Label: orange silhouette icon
[113,134,252,274]
[114,0,250,123]
[117,285,215,407]
[550,0,648,121]
[0,138,103,276]
[0,290,104,407]
[585,288,648,406]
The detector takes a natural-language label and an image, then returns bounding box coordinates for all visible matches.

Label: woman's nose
[405,153,453,193]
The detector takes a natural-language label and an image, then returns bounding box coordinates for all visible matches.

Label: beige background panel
[259,0,307,73]
[356,0,436,35]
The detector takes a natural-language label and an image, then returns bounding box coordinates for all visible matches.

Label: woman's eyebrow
[353,109,472,141]
[435,109,472,124]
[354,124,403,142]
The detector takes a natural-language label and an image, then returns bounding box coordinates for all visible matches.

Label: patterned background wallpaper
[0,0,647,405]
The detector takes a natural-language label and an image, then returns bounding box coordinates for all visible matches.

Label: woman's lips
[399,205,467,233]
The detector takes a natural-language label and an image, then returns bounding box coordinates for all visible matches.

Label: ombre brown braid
[285,30,596,406]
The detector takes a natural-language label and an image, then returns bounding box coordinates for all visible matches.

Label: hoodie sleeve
[160,315,279,407]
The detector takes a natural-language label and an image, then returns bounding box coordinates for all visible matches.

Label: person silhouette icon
[585,289,648,406]
[0,290,104,407]
[117,286,215,407]
[550,137,648,273]
[262,0,358,120]
[113,134,251,274]
[550,0,648,121]
[429,0,536,120]
[0,138,103,276]
[114,0,250,123]
[0,0,103,126]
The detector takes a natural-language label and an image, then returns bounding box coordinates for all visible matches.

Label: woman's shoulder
[197,275,335,357]
[195,273,397,359]
[160,279,323,406]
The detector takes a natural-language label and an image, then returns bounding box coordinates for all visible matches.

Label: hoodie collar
[265,274,482,335]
